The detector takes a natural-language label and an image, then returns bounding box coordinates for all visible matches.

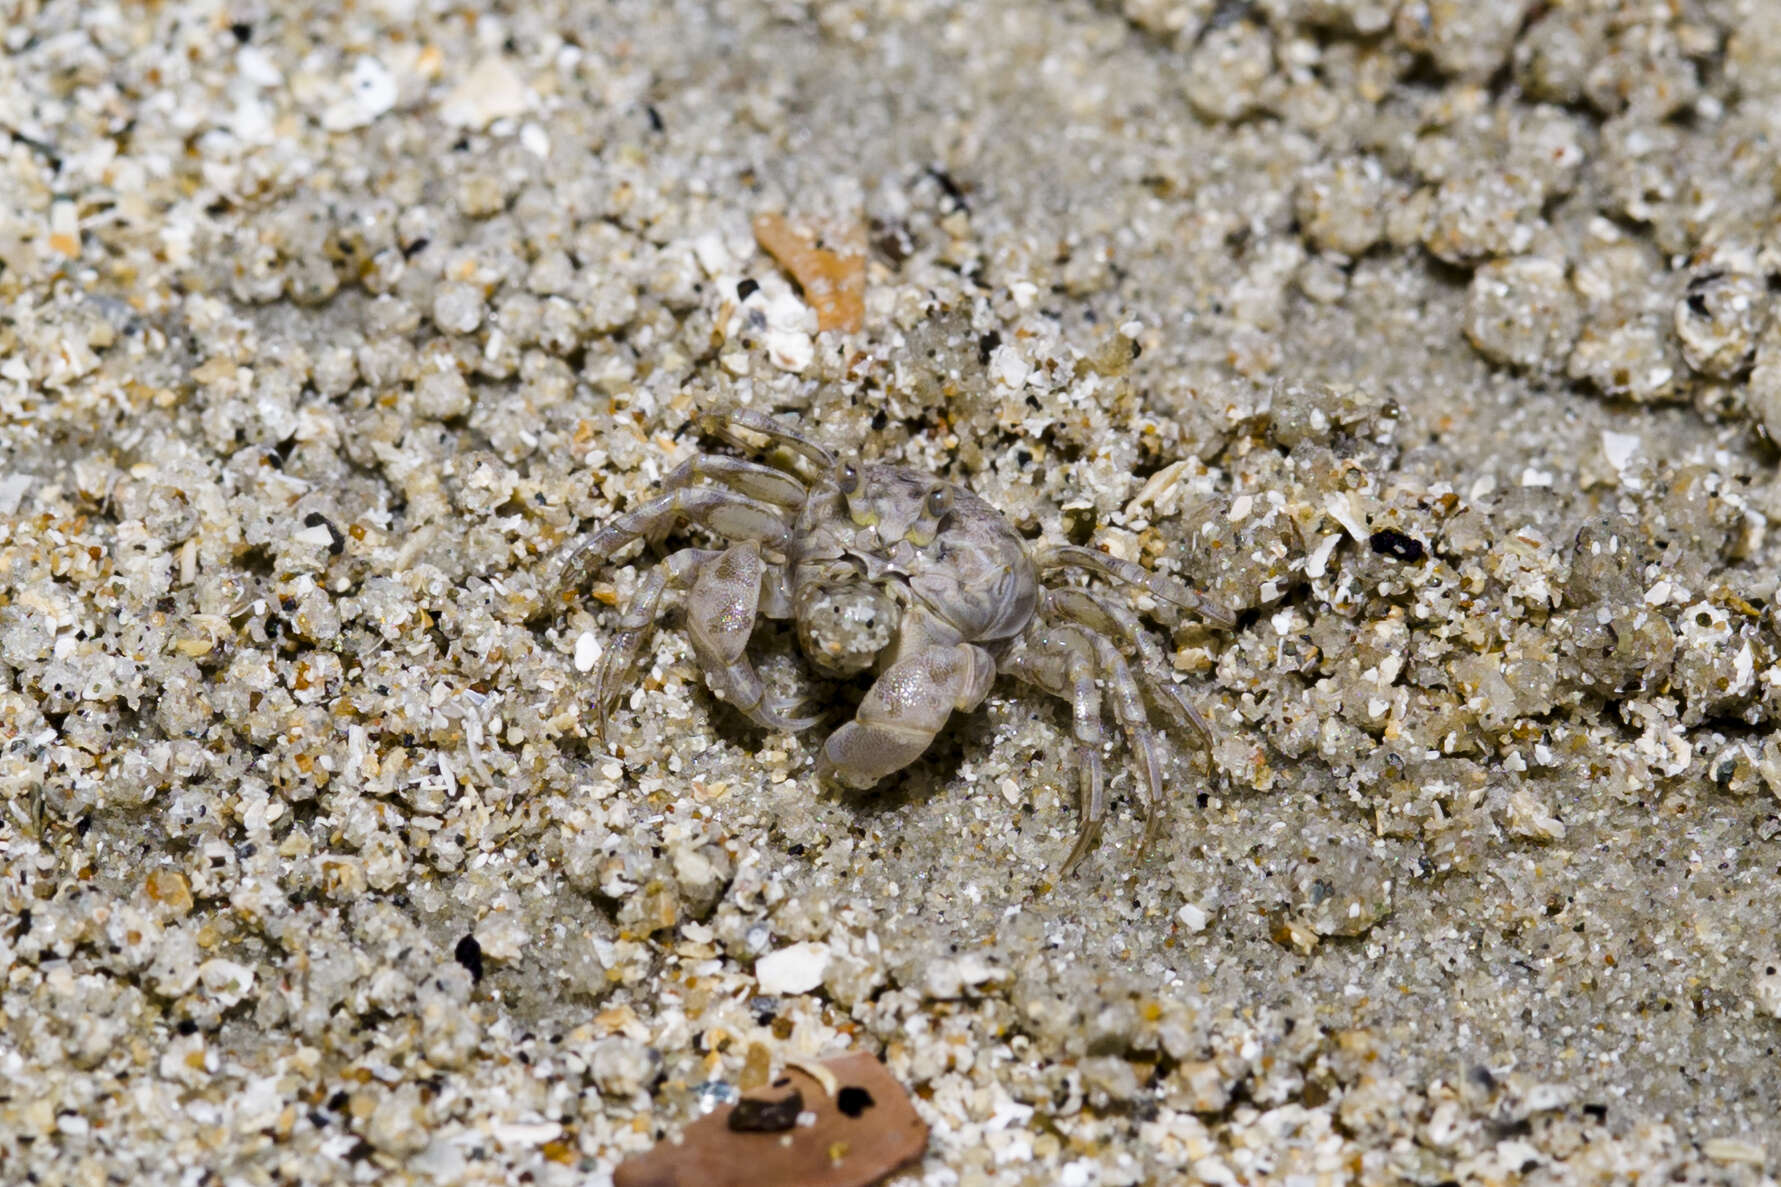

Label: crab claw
[816,642,997,790]
[752,693,825,734]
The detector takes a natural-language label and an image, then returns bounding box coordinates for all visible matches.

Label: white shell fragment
[321,56,399,131]
[754,942,831,995]
[573,630,601,673]
[441,56,531,128]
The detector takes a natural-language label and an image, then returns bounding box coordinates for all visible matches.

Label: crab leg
[696,410,837,470]
[590,550,701,740]
[1033,544,1236,629]
[1138,679,1215,758]
[1086,632,1171,860]
[1045,587,1160,663]
[661,454,809,507]
[590,545,810,741]
[1044,587,1213,751]
[999,623,1108,874]
[554,488,793,598]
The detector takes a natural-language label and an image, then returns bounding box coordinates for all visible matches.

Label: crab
[552,410,1234,871]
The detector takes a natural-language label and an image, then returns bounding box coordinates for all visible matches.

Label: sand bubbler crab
[552,410,1234,871]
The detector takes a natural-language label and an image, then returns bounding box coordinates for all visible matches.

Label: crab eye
[925,486,953,518]
[837,464,860,494]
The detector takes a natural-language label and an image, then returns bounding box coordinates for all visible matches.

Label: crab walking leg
[816,643,997,789]
[1141,679,1215,758]
[1032,544,1236,629]
[686,541,819,732]
[1000,625,1108,874]
[660,454,809,507]
[696,410,837,470]
[553,488,793,598]
[1085,632,1172,859]
[1046,587,1164,666]
[590,551,703,741]
[1045,587,1213,751]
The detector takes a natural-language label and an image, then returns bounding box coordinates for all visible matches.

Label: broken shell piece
[784,1056,840,1100]
[614,1052,926,1187]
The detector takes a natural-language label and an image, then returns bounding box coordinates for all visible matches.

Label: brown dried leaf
[614,1052,926,1187]
[753,213,866,333]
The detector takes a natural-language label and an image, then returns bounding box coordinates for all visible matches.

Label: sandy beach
[3,1,1780,1182]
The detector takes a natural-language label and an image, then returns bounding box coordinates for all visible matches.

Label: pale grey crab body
[553,410,1234,871]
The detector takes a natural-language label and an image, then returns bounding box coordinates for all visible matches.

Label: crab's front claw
[682,541,818,733]
[816,642,996,789]
[757,694,825,733]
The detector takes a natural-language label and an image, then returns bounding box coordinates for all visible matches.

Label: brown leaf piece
[752,213,866,333]
[614,1052,927,1187]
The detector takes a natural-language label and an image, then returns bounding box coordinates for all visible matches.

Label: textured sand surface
[4,1,1781,1182]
